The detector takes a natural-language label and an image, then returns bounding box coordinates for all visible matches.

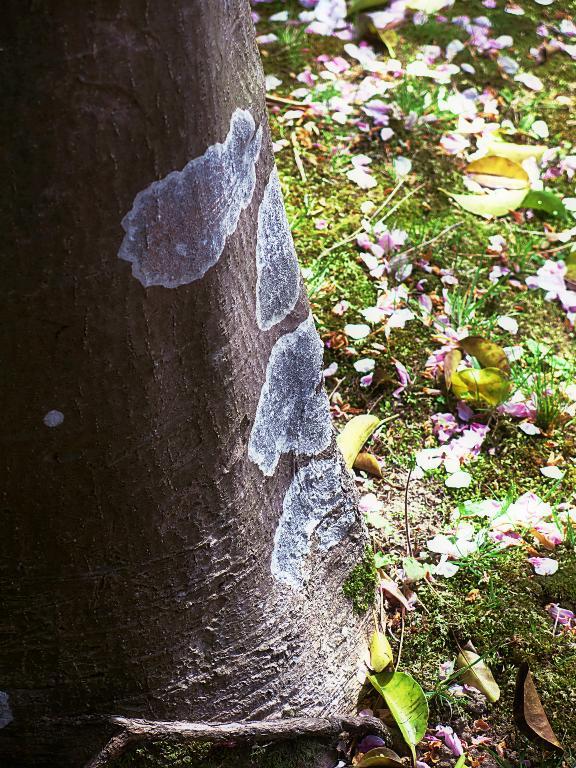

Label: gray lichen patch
[271,458,357,590]
[256,168,301,330]
[0,692,13,729]
[43,410,64,427]
[118,109,262,288]
[248,314,332,476]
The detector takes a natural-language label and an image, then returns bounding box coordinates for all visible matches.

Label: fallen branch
[85,714,388,768]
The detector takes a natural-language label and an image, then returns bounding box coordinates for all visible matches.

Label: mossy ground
[260,1,576,765]
[112,737,333,768]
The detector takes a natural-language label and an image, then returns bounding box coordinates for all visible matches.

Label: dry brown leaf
[514,663,563,751]
[354,452,383,477]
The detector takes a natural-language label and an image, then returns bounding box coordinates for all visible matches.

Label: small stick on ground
[404,465,414,559]
[291,130,307,182]
[85,715,389,768]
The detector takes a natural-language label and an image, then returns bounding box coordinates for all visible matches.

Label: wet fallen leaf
[354,452,383,477]
[456,644,501,703]
[483,139,548,164]
[514,663,563,751]
[368,670,429,764]
[444,348,463,390]
[337,414,382,468]
[451,367,511,408]
[459,336,511,375]
[370,630,394,672]
[448,188,527,219]
[465,156,529,190]
[355,746,405,768]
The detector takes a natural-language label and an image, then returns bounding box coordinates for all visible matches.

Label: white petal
[445,470,472,488]
[540,466,565,480]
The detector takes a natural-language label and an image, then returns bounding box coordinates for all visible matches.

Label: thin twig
[328,377,344,400]
[308,180,409,296]
[403,465,414,559]
[291,131,307,183]
[543,241,576,255]
[389,221,464,271]
[266,94,308,108]
[84,715,389,768]
[394,609,405,672]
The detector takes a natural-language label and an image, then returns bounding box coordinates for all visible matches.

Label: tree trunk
[0,2,369,766]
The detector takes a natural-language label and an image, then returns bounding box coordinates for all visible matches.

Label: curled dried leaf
[514,663,563,751]
[354,452,383,477]
[444,348,463,390]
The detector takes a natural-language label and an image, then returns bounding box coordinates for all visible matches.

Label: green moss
[113,738,331,768]
[343,546,378,614]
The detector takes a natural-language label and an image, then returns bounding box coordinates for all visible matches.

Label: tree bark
[0,2,369,766]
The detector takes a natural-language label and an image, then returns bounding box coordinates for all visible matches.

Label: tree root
[85,714,389,768]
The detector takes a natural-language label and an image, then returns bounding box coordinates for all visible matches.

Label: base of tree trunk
[85,715,389,768]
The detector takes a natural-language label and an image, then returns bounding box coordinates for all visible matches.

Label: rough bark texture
[0,2,369,766]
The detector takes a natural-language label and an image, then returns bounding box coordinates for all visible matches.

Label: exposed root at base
[85,714,389,768]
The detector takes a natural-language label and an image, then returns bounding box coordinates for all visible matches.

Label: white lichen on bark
[43,410,64,427]
[256,168,301,330]
[248,314,332,476]
[118,109,262,288]
[0,692,13,729]
[271,457,357,589]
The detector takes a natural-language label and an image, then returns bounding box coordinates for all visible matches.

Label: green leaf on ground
[523,190,568,219]
[368,670,429,763]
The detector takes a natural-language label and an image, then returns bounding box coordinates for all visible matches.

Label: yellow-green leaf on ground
[337,414,382,468]
[370,630,394,672]
[459,336,511,375]
[456,649,501,703]
[406,0,451,11]
[483,139,548,164]
[356,747,405,768]
[451,367,511,408]
[465,156,529,190]
[444,348,463,390]
[375,28,398,57]
[566,251,576,288]
[368,670,429,764]
[448,188,527,219]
